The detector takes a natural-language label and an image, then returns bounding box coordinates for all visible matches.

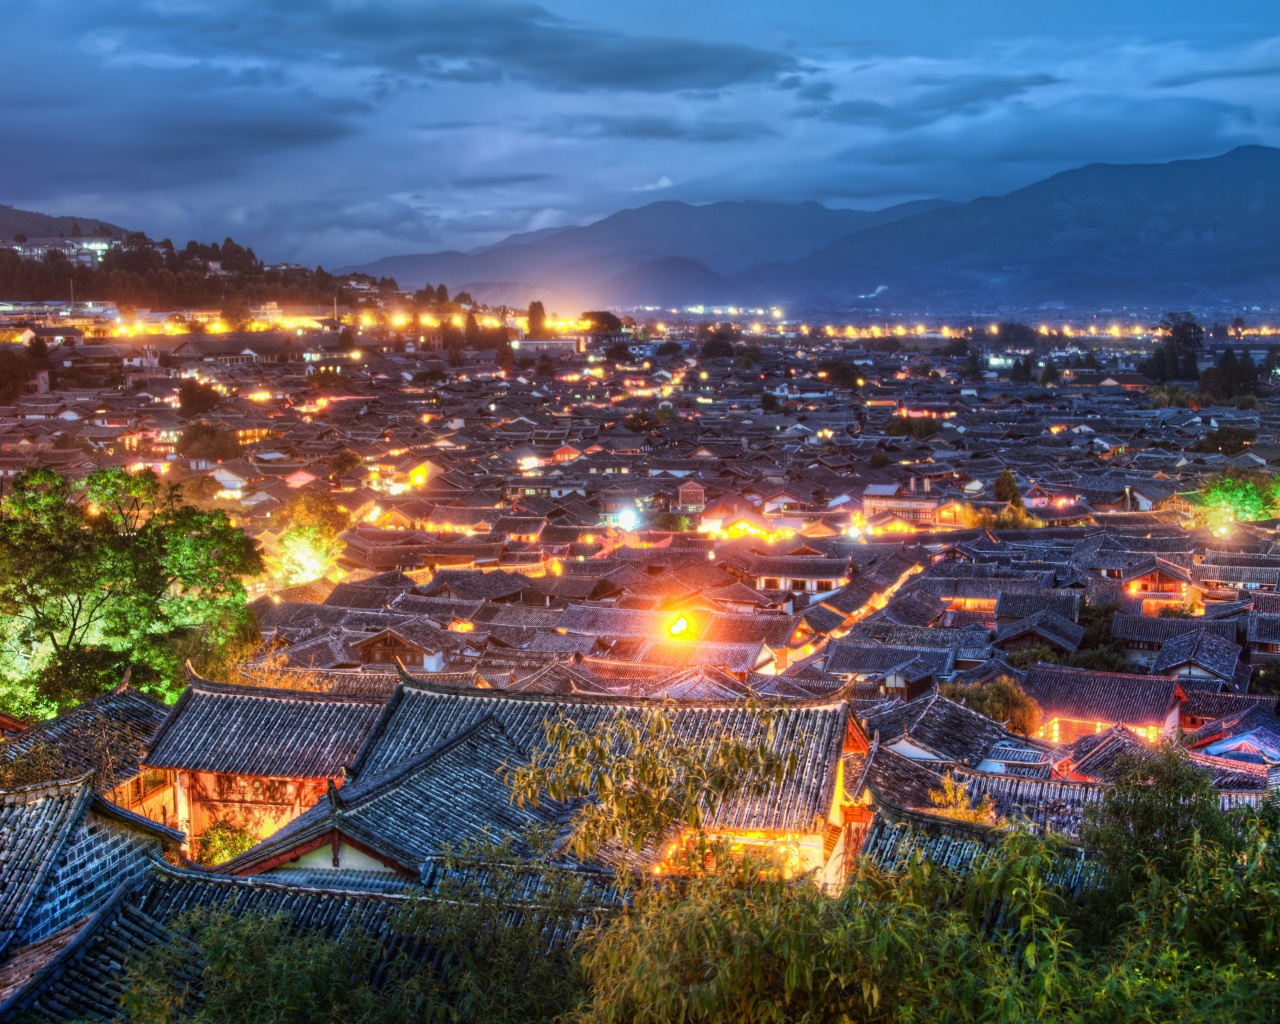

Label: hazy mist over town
[2,3,1280,1022]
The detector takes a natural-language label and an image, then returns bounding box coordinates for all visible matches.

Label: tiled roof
[0,777,180,957]
[349,671,850,834]
[221,718,559,877]
[0,779,94,955]
[145,679,387,779]
[1149,627,1241,680]
[0,687,168,791]
[824,642,955,679]
[1112,613,1237,644]
[1021,664,1180,729]
[0,890,191,1022]
[994,610,1086,652]
[860,692,1023,766]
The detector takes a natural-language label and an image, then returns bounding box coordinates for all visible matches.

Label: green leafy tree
[1081,744,1239,903]
[275,525,345,587]
[940,676,1043,736]
[1140,313,1203,382]
[327,449,362,475]
[505,703,795,873]
[1200,471,1272,522]
[604,341,632,362]
[1199,347,1260,403]
[816,359,863,389]
[0,467,262,713]
[176,423,241,462]
[655,340,682,358]
[280,491,352,535]
[583,310,623,334]
[192,819,258,866]
[272,492,351,587]
[526,300,547,337]
[929,771,1001,825]
[993,468,1022,507]
[1038,361,1059,385]
[1144,383,1197,409]
[622,411,659,434]
[884,415,940,439]
[176,379,219,416]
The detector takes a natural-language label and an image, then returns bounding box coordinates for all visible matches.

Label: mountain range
[342,146,1280,314]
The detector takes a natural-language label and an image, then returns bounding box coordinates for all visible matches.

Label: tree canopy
[582,310,624,334]
[0,468,262,715]
[177,423,241,463]
[177,379,220,416]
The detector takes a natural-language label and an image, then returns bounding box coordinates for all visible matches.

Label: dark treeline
[0,234,360,311]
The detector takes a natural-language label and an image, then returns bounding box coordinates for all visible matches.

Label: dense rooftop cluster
[6,315,1280,1017]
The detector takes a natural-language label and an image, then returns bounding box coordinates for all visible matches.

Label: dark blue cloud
[0,1,1277,264]
[806,73,1061,129]
[548,115,777,142]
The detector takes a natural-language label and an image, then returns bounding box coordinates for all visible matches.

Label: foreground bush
[121,734,1280,1023]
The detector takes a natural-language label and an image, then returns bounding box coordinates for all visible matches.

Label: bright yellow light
[668,616,689,636]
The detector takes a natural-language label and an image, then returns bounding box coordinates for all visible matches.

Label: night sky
[7,1,1280,265]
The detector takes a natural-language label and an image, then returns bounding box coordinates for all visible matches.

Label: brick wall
[21,811,162,945]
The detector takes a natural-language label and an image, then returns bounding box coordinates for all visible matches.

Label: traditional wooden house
[859,692,1052,772]
[823,641,956,698]
[676,480,706,513]
[347,621,457,671]
[215,718,561,886]
[722,553,851,594]
[345,670,863,886]
[0,684,170,822]
[1110,612,1238,666]
[1149,627,1244,689]
[141,678,387,851]
[1021,664,1184,745]
[993,610,1086,656]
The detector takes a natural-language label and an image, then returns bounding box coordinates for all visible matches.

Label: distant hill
[345,147,1280,312]
[755,145,1280,311]
[0,204,128,242]
[339,198,950,309]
